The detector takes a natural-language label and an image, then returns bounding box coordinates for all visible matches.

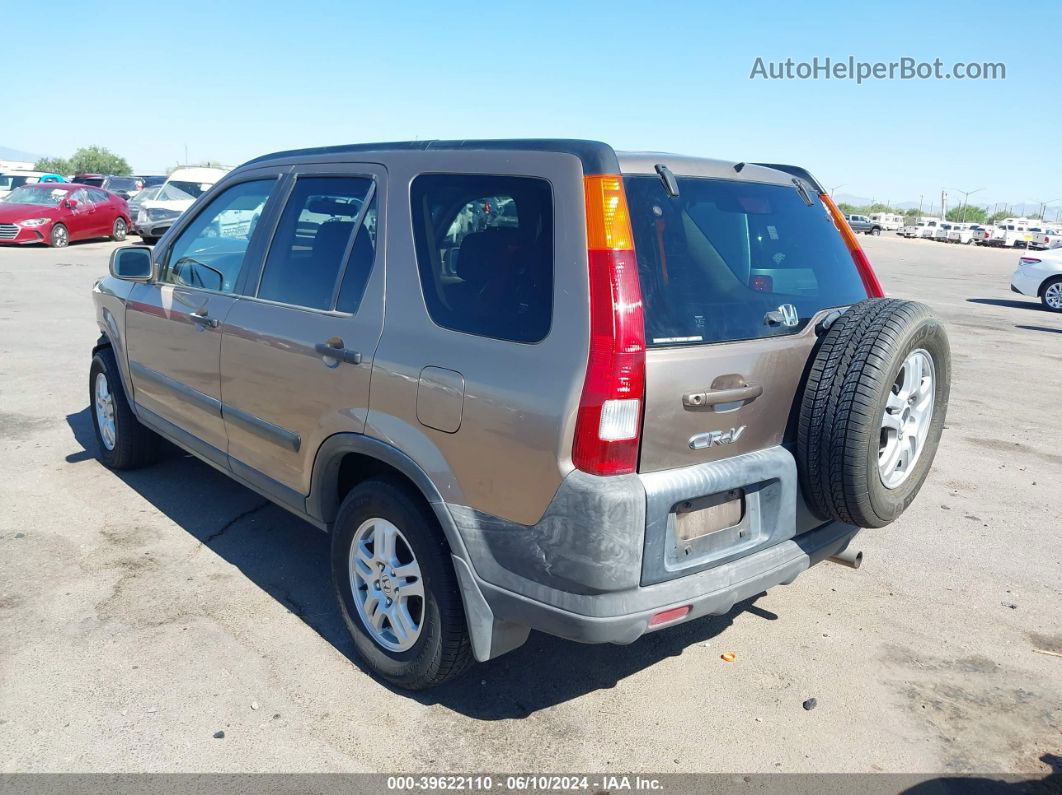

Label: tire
[330,478,473,689]
[50,223,69,248]
[870,227,881,236]
[1041,277,1062,312]
[140,235,158,245]
[797,299,950,528]
[89,347,160,470]
[112,217,128,241]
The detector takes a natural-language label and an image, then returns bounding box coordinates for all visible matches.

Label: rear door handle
[315,338,362,365]
[683,384,762,407]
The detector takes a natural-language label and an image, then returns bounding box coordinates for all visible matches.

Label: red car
[0,183,132,248]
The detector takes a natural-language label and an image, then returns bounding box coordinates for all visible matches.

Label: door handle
[683,384,762,408]
[315,338,362,365]
[189,310,219,329]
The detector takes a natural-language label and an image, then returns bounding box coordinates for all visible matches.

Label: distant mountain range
[0,145,44,162]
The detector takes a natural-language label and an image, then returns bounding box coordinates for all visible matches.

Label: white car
[1011,249,1062,311]
[947,224,979,244]
[971,225,996,245]
[135,166,229,243]
[1029,227,1062,250]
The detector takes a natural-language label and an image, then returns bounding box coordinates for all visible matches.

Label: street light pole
[950,187,985,223]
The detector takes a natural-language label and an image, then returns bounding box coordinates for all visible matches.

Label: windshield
[2,186,67,206]
[75,176,104,187]
[624,175,867,346]
[104,177,138,191]
[158,180,211,202]
[130,185,162,205]
[0,175,31,191]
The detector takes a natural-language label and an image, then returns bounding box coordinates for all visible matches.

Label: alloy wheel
[878,349,935,489]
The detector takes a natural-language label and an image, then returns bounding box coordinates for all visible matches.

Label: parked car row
[0,167,228,248]
[897,216,1061,249]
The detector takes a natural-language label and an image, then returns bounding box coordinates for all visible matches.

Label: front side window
[161,179,273,293]
[411,174,553,343]
[257,176,373,311]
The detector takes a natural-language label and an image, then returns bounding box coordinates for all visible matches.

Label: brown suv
[90,140,950,689]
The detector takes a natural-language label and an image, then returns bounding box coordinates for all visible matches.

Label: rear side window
[258,176,373,311]
[624,175,867,346]
[411,174,553,343]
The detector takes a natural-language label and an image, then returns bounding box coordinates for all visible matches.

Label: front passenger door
[124,177,279,463]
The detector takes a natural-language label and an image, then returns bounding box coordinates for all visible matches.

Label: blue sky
[6,0,1060,211]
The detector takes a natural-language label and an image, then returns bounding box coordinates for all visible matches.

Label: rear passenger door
[219,165,385,498]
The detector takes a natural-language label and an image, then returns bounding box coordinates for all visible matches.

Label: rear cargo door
[623,171,868,473]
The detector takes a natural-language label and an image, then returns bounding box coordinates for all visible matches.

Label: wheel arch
[1038,274,1062,296]
[308,434,458,543]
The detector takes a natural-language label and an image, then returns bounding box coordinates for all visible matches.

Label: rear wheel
[797,299,950,528]
[331,478,473,689]
[89,347,160,469]
[112,217,127,241]
[50,223,69,248]
[1042,277,1062,312]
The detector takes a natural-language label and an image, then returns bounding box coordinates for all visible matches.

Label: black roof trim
[751,163,825,194]
[241,139,620,174]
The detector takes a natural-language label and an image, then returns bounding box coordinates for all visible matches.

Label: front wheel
[331,478,473,690]
[50,223,69,248]
[870,227,881,236]
[1042,278,1062,312]
[90,347,160,469]
[139,235,158,245]
[112,217,127,241]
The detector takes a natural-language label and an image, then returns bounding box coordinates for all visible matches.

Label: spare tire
[797,299,950,528]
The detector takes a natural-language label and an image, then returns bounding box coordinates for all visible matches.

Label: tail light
[820,193,885,298]
[572,175,646,476]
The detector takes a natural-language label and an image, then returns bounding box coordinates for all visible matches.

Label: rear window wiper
[792,178,813,206]
[654,164,680,198]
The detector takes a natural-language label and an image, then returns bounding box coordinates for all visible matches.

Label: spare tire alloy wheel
[349,518,424,652]
[878,350,935,489]
[798,299,951,529]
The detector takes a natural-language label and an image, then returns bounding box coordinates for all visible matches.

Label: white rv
[869,212,904,231]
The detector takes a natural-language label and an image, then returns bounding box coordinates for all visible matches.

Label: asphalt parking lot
[0,234,1059,776]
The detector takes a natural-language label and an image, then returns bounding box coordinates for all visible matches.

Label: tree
[33,156,71,174]
[946,205,988,223]
[67,146,132,176]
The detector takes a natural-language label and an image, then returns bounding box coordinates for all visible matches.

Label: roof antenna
[734,162,746,173]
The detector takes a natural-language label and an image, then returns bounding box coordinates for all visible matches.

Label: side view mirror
[66,199,78,209]
[109,246,154,282]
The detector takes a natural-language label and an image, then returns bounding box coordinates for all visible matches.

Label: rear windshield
[624,175,867,346]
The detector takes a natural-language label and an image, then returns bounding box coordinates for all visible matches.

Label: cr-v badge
[689,426,747,450]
